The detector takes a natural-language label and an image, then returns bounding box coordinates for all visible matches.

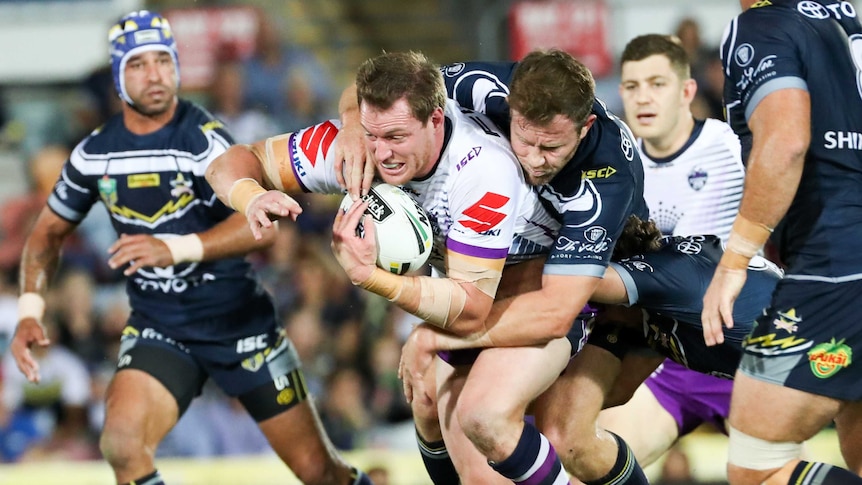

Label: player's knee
[99,423,148,469]
[288,450,350,485]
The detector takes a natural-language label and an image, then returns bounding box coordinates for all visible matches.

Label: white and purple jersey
[274,99,557,275]
[641,119,744,242]
[441,61,649,279]
[721,0,862,280]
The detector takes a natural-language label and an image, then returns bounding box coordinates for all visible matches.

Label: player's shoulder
[699,119,742,152]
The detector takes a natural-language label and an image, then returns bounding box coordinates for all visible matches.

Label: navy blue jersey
[721,0,862,280]
[610,235,782,375]
[441,61,649,277]
[47,100,266,339]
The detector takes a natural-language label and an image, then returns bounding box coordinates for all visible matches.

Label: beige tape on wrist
[723,214,773,270]
[18,292,46,321]
[227,178,268,216]
[165,234,204,264]
[360,267,405,301]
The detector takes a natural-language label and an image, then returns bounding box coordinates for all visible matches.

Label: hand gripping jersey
[721,0,862,280]
[48,100,265,339]
[267,99,558,275]
[609,235,782,377]
[440,61,649,278]
[641,119,744,241]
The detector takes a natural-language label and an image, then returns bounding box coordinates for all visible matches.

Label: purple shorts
[643,359,732,436]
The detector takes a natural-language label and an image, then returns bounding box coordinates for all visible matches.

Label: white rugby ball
[339,183,433,275]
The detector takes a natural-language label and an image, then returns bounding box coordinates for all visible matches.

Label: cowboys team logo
[773,308,801,333]
[170,173,194,198]
[797,1,830,19]
[734,44,755,67]
[688,167,708,191]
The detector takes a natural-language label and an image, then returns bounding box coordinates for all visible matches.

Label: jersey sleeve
[193,119,236,220]
[263,120,344,195]
[440,61,517,131]
[46,145,99,224]
[722,9,807,122]
[611,245,706,310]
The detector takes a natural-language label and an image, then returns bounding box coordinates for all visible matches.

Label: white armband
[165,234,204,264]
[18,292,46,321]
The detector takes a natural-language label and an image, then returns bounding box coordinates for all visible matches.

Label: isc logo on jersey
[340,183,433,275]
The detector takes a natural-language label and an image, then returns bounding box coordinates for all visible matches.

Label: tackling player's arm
[333,198,505,334]
[205,135,305,239]
[334,82,374,198]
[420,265,631,350]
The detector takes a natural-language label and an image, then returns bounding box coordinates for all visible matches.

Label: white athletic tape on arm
[165,234,204,264]
[18,292,46,321]
[727,424,803,470]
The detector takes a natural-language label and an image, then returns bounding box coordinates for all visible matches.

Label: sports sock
[489,421,570,485]
[349,466,374,485]
[788,460,862,484]
[583,432,648,485]
[123,470,165,485]
[416,430,460,484]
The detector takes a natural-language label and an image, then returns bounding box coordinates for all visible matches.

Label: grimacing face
[124,50,178,116]
[619,54,690,143]
[359,97,442,186]
[509,109,587,186]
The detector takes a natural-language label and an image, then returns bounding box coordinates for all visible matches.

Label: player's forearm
[196,212,276,259]
[206,143,271,208]
[338,83,359,123]
[360,268,491,333]
[484,274,601,346]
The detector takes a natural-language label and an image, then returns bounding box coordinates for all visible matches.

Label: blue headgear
[109,10,180,105]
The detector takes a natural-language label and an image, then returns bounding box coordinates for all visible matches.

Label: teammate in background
[8,11,372,485]
[335,50,651,484]
[701,1,862,484]
[206,50,565,485]
[597,33,747,467]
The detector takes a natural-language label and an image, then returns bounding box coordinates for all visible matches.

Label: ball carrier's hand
[331,199,378,286]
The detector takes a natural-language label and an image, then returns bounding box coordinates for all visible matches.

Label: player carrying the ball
[206,50,571,484]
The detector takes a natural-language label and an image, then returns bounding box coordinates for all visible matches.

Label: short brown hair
[612,215,664,260]
[620,34,691,80]
[507,49,595,127]
[355,50,446,124]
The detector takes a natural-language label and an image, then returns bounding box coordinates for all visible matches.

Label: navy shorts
[740,278,862,400]
[115,299,308,421]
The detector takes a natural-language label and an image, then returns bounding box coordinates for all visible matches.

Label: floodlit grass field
[0,430,844,485]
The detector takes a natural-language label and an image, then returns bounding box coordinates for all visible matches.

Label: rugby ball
[339,183,433,275]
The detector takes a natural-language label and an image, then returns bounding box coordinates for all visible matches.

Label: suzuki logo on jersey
[299,121,337,167]
[458,192,510,233]
[582,166,616,179]
[456,147,482,171]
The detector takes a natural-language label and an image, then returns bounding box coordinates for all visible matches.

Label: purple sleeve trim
[446,237,508,259]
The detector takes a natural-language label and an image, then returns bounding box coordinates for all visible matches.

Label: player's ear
[682,78,698,104]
